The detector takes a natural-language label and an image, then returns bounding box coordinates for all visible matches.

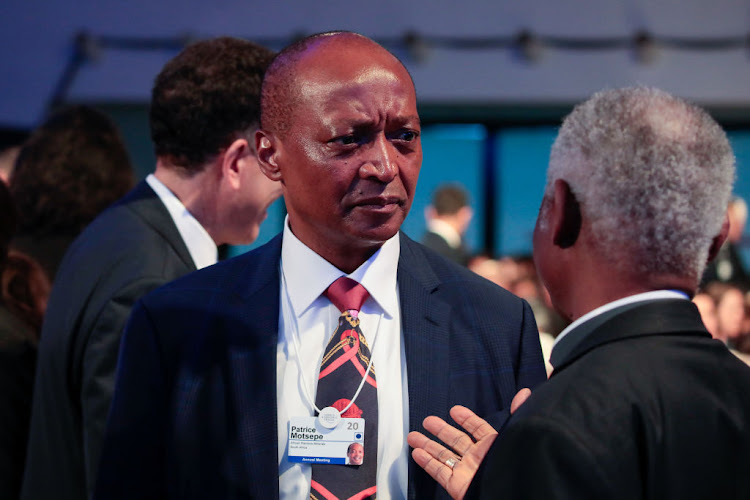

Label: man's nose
[360,134,397,182]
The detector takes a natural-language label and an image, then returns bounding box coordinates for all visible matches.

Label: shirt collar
[427,218,461,248]
[146,174,217,270]
[553,290,690,348]
[280,216,400,319]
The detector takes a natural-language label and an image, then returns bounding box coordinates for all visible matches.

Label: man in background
[422,183,473,266]
[94,31,545,500]
[410,87,750,499]
[10,105,135,282]
[22,37,280,500]
[702,196,750,288]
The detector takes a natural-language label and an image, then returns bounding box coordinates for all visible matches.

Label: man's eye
[395,130,419,142]
[332,135,357,145]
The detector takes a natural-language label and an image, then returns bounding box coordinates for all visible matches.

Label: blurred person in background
[21,38,279,500]
[0,181,50,500]
[9,106,135,282]
[692,292,719,338]
[422,183,473,265]
[701,196,750,289]
[468,255,519,291]
[695,288,750,365]
[705,282,746,347]
[0,146,21,184]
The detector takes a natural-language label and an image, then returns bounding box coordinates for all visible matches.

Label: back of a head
[432,185,469,216]
[547,87,735,283]
[150,37,274,172]
[10,105,135,237]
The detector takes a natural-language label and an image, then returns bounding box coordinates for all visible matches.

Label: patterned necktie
[310,277,378,500]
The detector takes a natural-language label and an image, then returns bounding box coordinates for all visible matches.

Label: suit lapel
[125,180,196,271]
[398,234,452,496]
[552,299,710,374]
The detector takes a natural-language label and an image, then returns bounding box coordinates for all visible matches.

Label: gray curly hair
[547,87,735,282]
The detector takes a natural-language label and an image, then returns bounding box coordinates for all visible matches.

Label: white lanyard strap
[282,268,381,416]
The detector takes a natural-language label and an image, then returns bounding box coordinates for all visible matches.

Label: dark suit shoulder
[528,333,750,420]
[144,233,282,304]
[45,185,196,338]
[60,183,191,277]
[402,234,523,306]
[496,332,750,499]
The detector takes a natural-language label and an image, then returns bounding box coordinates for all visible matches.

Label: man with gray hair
[409,87,750,499]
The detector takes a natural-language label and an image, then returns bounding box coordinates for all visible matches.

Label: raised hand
[407,405,498,500]
[407,389,531,500]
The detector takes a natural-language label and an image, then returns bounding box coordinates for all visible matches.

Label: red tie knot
[324,277,369,312]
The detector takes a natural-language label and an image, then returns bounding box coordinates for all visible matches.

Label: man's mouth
[354,196,402,209]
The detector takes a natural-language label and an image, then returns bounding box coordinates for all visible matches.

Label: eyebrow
[397,115,421,127]
[341,115,420,131]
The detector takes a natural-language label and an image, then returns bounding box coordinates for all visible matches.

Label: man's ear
[255,129,283,182]
[456,206,474,233]
[220,138,250,189]
[551,179,582,249]
[707,213,730,263]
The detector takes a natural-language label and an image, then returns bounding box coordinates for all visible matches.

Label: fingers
[411,447,455,490]
[422,415,476,457]
[510,387,532,414]
[449,405,498,443]
[408,431,460,492]
[408,430,460,465]
[407,430,431,450]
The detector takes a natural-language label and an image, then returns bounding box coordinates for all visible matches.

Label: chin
[227,227,261,247]
[350,216,404,243]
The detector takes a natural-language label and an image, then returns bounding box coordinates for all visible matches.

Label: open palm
[407,405,498,500]
[407,389,531,500]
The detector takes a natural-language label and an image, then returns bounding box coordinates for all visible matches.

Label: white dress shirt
[145,174,217,270]
[277,218,409,499]
[426,218,461,248]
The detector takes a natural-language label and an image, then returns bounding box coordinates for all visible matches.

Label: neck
[285,220,384,274]
[310,241,381,275]
[154,160,220,244]
[556,270,696,323]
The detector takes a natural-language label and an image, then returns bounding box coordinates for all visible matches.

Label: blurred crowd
[693,197,750,364]
[0,105,135,499]
[422,183,750,376]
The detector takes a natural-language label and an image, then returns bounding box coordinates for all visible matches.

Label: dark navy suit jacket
[95,233,546,499]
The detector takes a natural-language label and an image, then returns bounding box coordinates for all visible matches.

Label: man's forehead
[296,64,412,100]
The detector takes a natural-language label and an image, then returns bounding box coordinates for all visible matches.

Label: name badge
[288,416,366,465]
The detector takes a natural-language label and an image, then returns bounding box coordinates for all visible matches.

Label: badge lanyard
[281,269,382,429]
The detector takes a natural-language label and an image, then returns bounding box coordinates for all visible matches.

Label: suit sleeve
[87,292,166,499]
[477,416,614,500]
